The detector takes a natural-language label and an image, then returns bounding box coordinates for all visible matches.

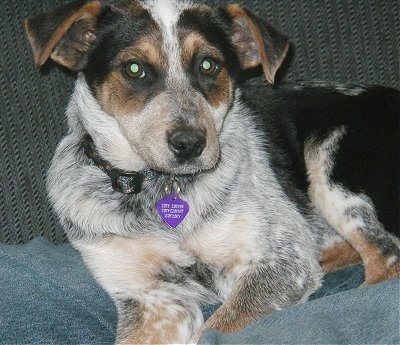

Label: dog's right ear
[24,0,103,70]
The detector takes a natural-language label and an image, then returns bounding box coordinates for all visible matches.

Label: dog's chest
[180,212,264,295]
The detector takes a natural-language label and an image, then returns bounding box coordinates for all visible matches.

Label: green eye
[199,57,219,76]
[125,62,146,79]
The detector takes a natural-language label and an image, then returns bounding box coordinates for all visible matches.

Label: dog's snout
[168,128,206,161]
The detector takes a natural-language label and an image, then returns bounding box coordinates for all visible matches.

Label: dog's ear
[225,5,289,84]
[24,0,103,70]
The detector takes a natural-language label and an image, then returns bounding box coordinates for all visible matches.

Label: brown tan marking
[180,31,234,108]
[83,235,183,282]
[115,36,166,72]
[189,272,270,344]
[319,239,362,272]
[203,293,261,333]
[95,35,166,117]
[207,68,232,109]
[305,128,400,285]
[118,303,186,345]
[347,231,400,285]
[96,70,148,117]
[77,236,198,345]
[25,1,102,68]
[180,32,224,66]
[227,4,289,84]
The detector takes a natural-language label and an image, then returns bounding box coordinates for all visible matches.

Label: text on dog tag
[156,193,189,228]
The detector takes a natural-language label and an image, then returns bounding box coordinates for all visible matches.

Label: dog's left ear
[24,0,103,70]
[225,5,289,84]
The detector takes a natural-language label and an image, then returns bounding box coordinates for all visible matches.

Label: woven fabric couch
[1,0,399,244]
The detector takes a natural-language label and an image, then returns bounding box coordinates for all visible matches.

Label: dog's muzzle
[168,128,206,162]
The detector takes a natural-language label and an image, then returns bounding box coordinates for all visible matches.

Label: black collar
[83,135,156,194]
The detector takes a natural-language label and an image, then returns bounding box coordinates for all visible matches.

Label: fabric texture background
[0,0,399,244]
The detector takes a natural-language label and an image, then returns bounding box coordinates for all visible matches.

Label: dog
[25,0,400,343]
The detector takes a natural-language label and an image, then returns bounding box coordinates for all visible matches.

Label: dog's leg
[75,236,206,344]
[305,127,400,284]
[190,260,321,343]
[115,296,203,345]
[319,235,362,272]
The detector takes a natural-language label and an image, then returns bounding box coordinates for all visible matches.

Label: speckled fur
[25,0,399,343]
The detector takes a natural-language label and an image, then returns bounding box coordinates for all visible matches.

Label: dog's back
[245,83,399,236]
[244,83,400,283]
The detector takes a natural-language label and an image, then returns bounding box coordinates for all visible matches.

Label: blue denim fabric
[200,278,400,344]
[0,237,398,344]
[0,237,117,344]
[201,264,366,321]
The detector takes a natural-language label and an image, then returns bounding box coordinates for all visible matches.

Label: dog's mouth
[146,148,220,176]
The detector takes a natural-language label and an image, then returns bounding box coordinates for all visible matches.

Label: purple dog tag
[156,193,189,229]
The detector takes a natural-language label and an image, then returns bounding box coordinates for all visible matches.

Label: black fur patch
[243,84,400,236]
[178,8,242,82]
[83,6,159,92]
[158,261,217,294]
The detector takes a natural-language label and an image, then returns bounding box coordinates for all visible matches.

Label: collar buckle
[110,171,143,194]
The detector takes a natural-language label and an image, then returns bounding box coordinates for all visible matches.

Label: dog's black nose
[168,128,206,161]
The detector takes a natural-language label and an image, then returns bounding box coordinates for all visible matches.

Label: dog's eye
[125,62,146,79]
[199,57,219,76]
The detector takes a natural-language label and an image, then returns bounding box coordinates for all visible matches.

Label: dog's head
[25,0,288,175]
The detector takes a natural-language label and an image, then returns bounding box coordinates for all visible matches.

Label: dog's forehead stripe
[142,0,191,83]
[142,0,183,32]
